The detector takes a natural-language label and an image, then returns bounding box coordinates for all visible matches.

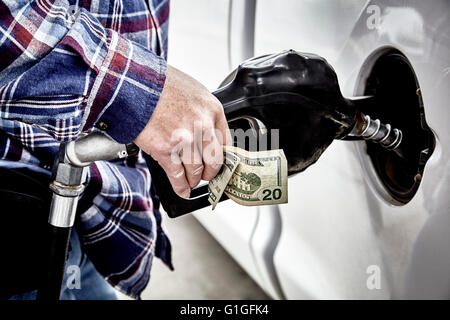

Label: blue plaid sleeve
[0,2,167,144]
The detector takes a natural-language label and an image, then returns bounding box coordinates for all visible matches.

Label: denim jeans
[9,230,117,300]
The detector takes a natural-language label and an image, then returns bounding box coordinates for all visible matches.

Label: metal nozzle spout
[349,112,404,158]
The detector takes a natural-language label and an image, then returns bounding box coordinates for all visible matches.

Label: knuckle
[153,141,170,156]
[212,101,224,116]
[169,167,185,179]
[180,131,194,144]
[197,113,211,126]
[201,123,215,136]
[172,130,193,147]
[211,95,222,109]
[191,164,204,176]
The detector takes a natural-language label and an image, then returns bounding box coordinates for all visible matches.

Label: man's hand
[134,65,231,198]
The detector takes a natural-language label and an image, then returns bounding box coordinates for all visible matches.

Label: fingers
[215,110,232,146]
[160,154,191,199]
[176,118,228,184]
[199,109,231,181]
[176,124,204,189]
[182,143,204,188]
[200,108,230,181]
[201,128,223,181]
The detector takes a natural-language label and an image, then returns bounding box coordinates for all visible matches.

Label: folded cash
[208,146,288,209]
[207,150,240,210]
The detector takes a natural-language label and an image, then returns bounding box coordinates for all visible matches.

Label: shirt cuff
[82,31,167,144]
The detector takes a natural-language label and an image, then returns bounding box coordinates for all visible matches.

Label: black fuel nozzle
[145,50,404,218]
[213,50,357,175]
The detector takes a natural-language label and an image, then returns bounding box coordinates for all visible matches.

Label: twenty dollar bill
[208,146,288,208]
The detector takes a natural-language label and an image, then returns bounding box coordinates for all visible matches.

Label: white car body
[167,0,450,299]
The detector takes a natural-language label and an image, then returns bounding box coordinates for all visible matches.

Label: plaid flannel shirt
[0,0,172,298]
